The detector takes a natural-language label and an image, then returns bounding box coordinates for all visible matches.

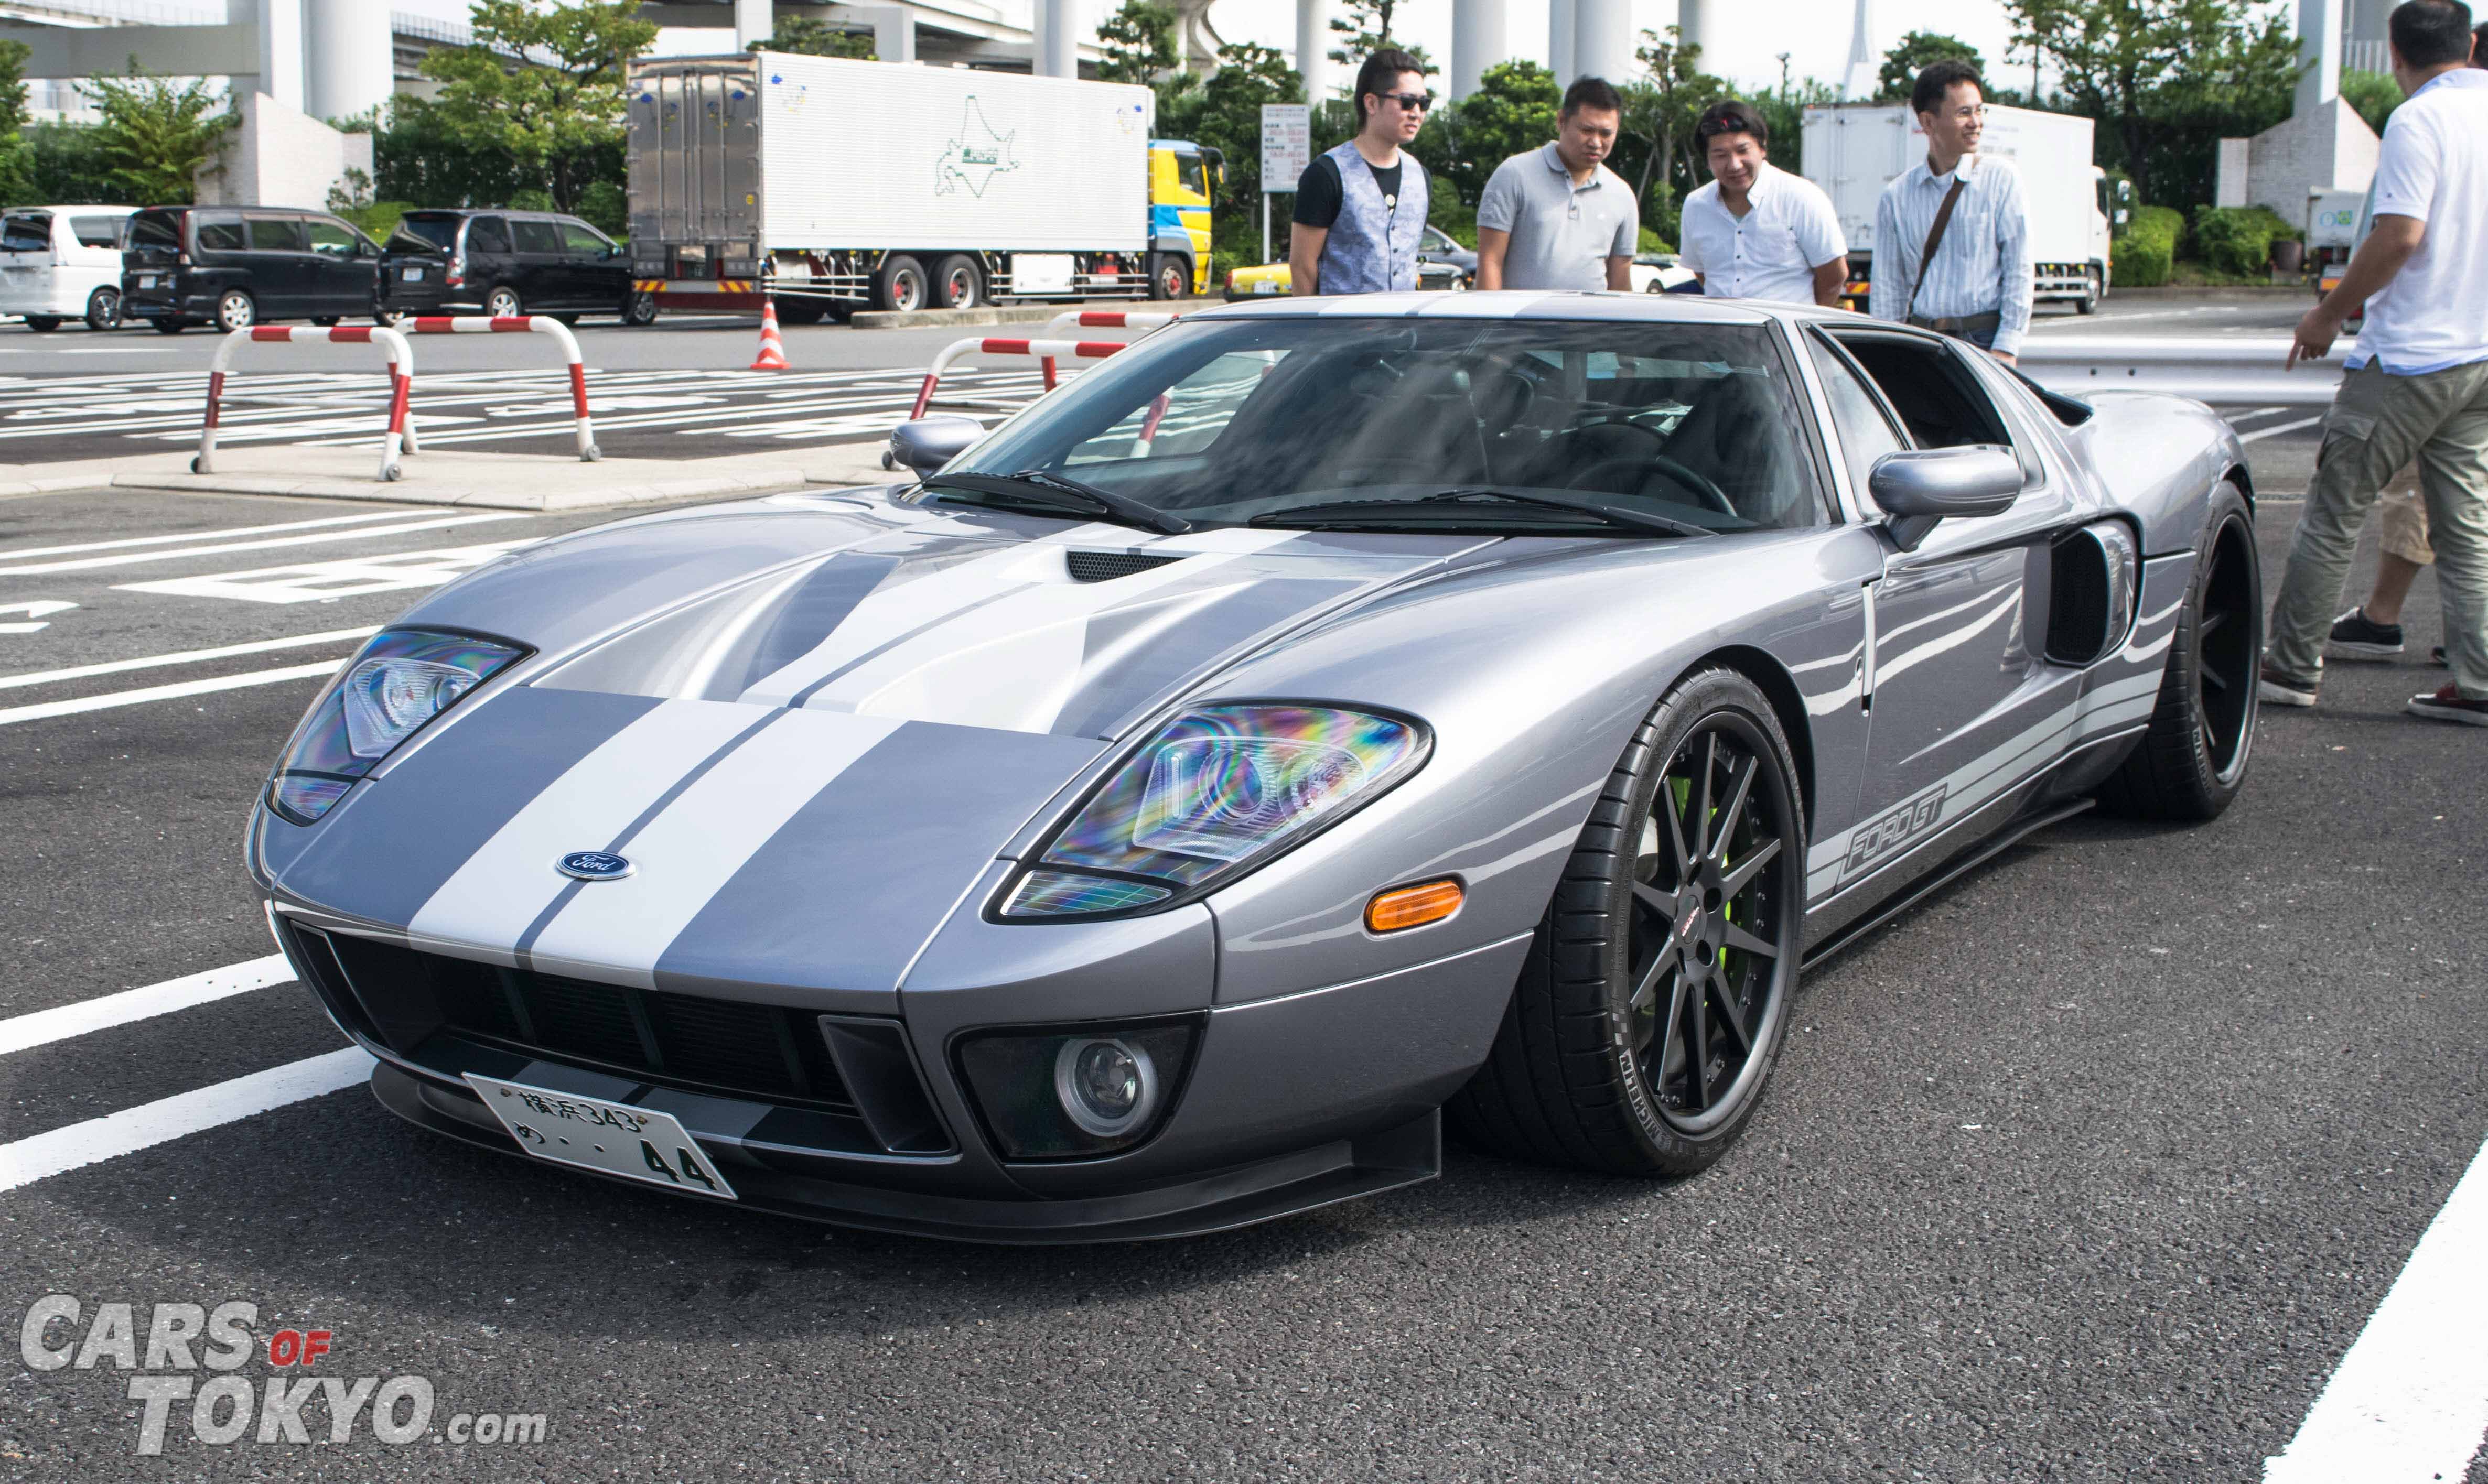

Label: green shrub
[2113,204,2183,287]
[1638,225,1675,255]
[2190,204,2296,276]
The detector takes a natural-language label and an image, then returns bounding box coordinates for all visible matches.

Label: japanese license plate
[401,266,424,281]
[135,274,158,288]
[464,1073,737,1200]
[1253,280,1278,294]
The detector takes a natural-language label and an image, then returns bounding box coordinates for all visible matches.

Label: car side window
[1829,331,2037,485]
[247,216,307,252]
[0,214,48,252]
[513,219,564,254]
[306,218,358,258]
[1804,332,1910,502]
[72,216,126,249]
[467,216,511,254]
[558,221,610,255]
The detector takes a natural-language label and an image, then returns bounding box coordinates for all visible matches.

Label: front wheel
[483,285,523,319]
[85,287,122,331]
[2093,483,2260,820]
[621,291,658,327]
[1451,667,1806,1176]
[214,290,255,332]
[1147,252,1188,301]
[2074,267,2101,315]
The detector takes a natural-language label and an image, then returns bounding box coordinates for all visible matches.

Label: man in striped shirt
[1867,60,2032,364]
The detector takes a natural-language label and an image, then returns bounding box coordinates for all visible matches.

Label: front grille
[1067,549,1183,582]
[322,936,856,1115]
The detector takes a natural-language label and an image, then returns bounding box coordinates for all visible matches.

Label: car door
[462,215,514,306]
[509,218,570,307]
[558,218,626,311]
[304,215,376,317]
[0,212,50,316]
[243,213,313,316]
[1817,326,2078,887]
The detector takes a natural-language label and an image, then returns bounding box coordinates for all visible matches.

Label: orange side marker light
[1365,879,1464,934]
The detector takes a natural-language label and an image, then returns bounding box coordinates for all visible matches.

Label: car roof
[1188,289,1782,327]
[5,204,136,216]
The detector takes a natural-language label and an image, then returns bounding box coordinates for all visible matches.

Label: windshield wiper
[920,469,1190,535]
[1250,488,1710,538]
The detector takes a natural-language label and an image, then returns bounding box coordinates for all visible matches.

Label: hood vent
[1066,549,1184,583]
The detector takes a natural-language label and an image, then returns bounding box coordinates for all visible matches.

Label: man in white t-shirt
[1676,100,1848,305]
[2263,0,2488,725]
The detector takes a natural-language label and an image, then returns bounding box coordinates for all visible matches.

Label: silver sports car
[251,293,2261,1241]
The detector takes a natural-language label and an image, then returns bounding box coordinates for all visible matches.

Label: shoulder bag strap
[1903,169,1969,321]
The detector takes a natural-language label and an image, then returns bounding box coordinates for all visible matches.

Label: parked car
[1222,255,1464,299]
[1629,252,1699,294]
[378,210,649,326]
[1418,224,1477,286]
[121,206,385,334]
[1,205,136,331]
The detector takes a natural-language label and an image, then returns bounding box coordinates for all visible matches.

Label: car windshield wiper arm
[1250,489,1709,538]
[1418,488,1715,538]
[920,470,1190,535]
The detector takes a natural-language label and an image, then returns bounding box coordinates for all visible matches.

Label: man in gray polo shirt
[1474,77,1638,292]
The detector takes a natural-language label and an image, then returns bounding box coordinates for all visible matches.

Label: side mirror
[1869,446,2022,551]
[884,415,983,476]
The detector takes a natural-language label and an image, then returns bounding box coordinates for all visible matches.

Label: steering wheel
[1571,448,1738,517]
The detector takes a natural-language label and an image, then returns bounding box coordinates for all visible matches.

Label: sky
[382,0,2033,96]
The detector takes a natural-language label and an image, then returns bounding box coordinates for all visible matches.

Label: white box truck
[627,53,1212,321]
[1800,102,2128,316]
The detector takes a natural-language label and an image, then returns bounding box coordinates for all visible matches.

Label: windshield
[391,215,459,251]
[940,316,1825,534]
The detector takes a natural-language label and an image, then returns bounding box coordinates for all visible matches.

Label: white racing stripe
[2263,1131,2488,1482]
[525,709,906,986]
[0,658,344,728]
[0,955,294,1056]
[0,513,524,577]
[406,699,765,960]
[0,511,413,562]
[0,1048,372,1195]
[0,626,379,692]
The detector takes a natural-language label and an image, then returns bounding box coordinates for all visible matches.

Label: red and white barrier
[1037,310,1181,388]
[909,336,1127,420]
[401,315,600,461]
[198,325,416,482]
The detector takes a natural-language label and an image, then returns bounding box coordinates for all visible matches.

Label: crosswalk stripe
[0,1048,372,1194]
[0,955,295,1056]
[0,513,523,578]
[0,658,345,728]
[0,511,413,562]
[0,626,380,692]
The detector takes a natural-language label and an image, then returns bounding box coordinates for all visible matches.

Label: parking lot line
[0,510,414,562]
[0,955,293,1056]
[0,625,379,692]
[0,1047,370,1194]
[2241,416,2324,443]
[0,513,524,578]
[0,657,343,727]
[2261,1131,2488,1482]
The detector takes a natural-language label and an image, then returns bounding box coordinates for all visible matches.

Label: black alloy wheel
[1452,667,1805,1176]
[2096,482,2259,820]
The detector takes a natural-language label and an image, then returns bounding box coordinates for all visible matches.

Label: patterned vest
[1313,140,1429,295]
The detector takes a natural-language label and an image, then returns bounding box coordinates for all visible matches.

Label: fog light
[1054,1037,1156,1137]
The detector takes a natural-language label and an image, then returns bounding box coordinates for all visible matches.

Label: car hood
[258,496,1501,996]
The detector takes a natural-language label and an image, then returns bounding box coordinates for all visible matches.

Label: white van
[1,206,137,331]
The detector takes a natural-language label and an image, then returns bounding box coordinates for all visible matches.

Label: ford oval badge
[557,850,633,881]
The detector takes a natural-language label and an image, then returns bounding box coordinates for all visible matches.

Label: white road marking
[0,510,413,562]
[0,658,342,727]
[0,955,294,1056]
[115,539,531,604]
[0,599,75,634]
[0,625,379,691]
[2241,416,2324,443]
[2262,1130,2488,1482]
[0,1048,372,1195]
[2222,406,2288,425]
[0,512,524,577]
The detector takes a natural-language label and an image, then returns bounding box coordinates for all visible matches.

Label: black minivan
[379,210,648,325]
[121,206,384,333]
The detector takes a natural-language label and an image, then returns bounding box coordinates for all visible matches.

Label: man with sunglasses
[1288,49,1433,296]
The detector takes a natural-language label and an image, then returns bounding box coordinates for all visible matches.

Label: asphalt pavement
[3,291,2483,1480]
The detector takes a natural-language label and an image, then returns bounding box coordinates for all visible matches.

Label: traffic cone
[749,297,790,371]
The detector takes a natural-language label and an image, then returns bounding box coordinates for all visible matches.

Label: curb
[106,468,813,512]
[850,297,1214,331]
[2109,285,2310,300]
[0,474,119,497]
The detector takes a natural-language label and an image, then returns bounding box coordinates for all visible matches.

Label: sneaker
[2326,606,2404,658]
[2408,684,2488,725]
[2258,665,2319,707]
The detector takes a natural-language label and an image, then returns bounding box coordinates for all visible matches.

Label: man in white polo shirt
[2261,0,2488,726]
[1676,99,1848,305]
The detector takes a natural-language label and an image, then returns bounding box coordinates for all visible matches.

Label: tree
[2004,0,2298,207]
[0,38,31,206]
[1617,27,1728,241]
[82,63,235,205]
[1446,59,1556,202]
[1154,42,1301,269]
[750,15,874,59]
[1329,0,1429,71]
[1876,31,1985,103]
[2340,68,2401,135]
[1097,0,1177,84]
[417,0,656,213]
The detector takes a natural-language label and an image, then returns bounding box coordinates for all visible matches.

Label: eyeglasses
[1383,92,1434,112]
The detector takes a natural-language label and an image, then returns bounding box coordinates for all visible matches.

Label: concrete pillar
[2296,0,2341,113]
[1451,0,1504,99]
[1297,0,1330,102]
[304,0,393,123]
[1033,0,1079,77]
[868,6,916,63]
[257,0,305,111]
[1548,0,1576,84]
[1677,0,1707,59]
[735,0,773,48]
[1572,0,1631,85]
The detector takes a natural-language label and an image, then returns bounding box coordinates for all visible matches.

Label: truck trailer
[625,52,1218,320]
[1800,102,2128,316]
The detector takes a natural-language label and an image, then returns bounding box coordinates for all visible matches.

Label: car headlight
[265,629,527,825]
[999,702,1429,919]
